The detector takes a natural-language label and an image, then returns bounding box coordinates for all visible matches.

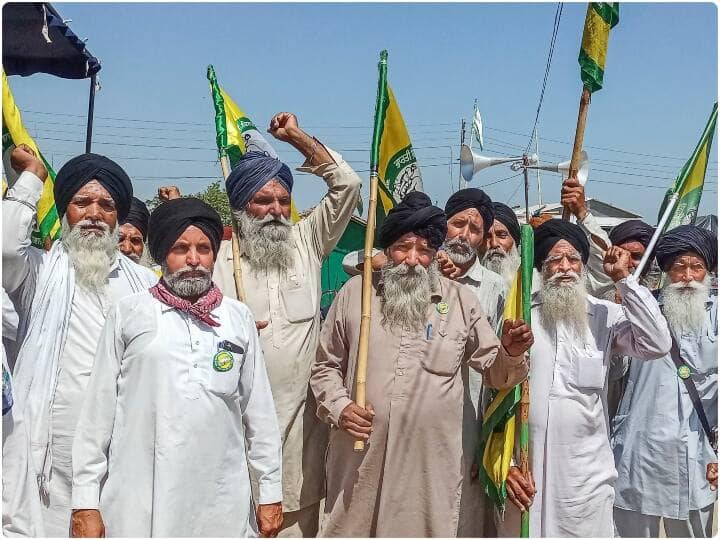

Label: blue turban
[225,152,294,209]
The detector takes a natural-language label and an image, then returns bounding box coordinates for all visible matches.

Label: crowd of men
[0,111,717,538]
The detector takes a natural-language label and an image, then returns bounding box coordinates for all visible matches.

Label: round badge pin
[213,350,234,372]
[436,301,449,315]
[677,364,691,380]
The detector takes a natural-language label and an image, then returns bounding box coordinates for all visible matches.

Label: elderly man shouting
[70,198,282,538]
[497,220,672,538]
[311,192,532,537]
[212,112,361,536]
[612,225,718,538]
[2,147,156,537]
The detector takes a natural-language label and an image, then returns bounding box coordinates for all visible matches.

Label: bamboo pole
[561,87,591,222]
[219,155,247,303]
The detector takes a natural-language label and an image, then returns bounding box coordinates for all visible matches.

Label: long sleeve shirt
[612,293,718,519]
[72,292,282,537]
[213,145,361,511]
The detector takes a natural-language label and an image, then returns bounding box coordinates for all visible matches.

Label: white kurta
[71,291,282,537]
[497,275,672,538]
[213,146,361,513]
[2,171,157,537]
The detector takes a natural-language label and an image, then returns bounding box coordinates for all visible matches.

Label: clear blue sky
[8,2,718,222]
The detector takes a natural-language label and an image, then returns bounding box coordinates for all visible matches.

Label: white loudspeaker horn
[460,144,525,182]
[525,150,590,185]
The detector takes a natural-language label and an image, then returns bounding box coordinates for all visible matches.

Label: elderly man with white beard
[212,112,361,537]
[70,198,282,538]
[496,219,672,538]
[311,192,533,537]
[611,225,718,538]
[2,147,157,537]
[481,202,523,288]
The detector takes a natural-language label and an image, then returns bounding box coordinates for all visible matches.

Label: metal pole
[459,119,466,190]
[85,74,96,153]
[535,130,542,205]
[523,154,530,223]
[633,192,679,279]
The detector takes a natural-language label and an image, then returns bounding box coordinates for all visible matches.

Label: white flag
[472,106,484,150]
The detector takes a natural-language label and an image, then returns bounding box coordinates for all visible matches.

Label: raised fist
[268,112,301,143]
[603,246,632,282]
[10,144,48,181]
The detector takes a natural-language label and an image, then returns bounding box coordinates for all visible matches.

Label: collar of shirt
[456,257,487,284]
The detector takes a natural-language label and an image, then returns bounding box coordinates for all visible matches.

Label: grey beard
[234,209,293,273]
[61,216,118,294]
[661,276,711,337]
[538,268,589,338]
[444,237,477,266]
[481,244,521,287]
[380,261,440,332]
[163,264,213,299]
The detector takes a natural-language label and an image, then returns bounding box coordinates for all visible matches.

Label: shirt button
[193,363,198,368]
[194,340,200,346]
[396,368,404,376]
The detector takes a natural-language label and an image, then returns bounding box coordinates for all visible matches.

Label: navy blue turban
[148,198,223,264]
[54,153,133,221]
[378,192,447,250]
[533,219,590,271]
[225,152,293,209]
[444,188,494,234]
[492,202,521,245]
[609,219,655,248]
[655,224,717,272]
[121,197,150,241]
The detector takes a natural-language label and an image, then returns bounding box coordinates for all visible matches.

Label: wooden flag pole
[219,155,247,303]
[562,87,591,221]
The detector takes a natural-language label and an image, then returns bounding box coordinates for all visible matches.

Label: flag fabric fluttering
[578,3,620,93]
[2,69,60,246]
[207,65,299,222]
[479,225,534,519]
[658,103,717,230]
[472,103,484,150]
[370,50,423,229]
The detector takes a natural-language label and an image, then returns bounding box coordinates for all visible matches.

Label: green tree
[145,180,232,225]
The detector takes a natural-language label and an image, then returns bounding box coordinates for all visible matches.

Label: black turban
[492,202,521,245]
[533,219,590,270]
[225,151,294,209]
[147,198,223,264]
[444,188,494,234]
[54,153,133,221]
[609,219,655,248]
[378,191,447,250]
[655,224,718,272]
[121,197,150,240]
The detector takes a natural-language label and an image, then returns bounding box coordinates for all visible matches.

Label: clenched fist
[603,246,632,282]
[158,185,181,201]
[560,176,587,221]
[339,402,375,440]
[71,509,105,538]
[501,319,534,356]
[268,112,302,143]
[10,144,48,181]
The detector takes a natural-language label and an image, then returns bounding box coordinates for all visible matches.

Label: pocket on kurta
[572,351,606,391]
[207,351,243,397]
[420,328,464,375]
[281,283,315,323]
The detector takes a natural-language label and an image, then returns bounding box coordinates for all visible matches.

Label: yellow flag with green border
[2,69,61,246]
[578,3,619,93]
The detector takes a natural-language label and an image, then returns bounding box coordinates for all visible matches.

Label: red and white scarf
[149,278,223,327]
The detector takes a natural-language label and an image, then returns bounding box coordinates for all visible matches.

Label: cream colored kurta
[310,273,528,537]
[213,147,361,512]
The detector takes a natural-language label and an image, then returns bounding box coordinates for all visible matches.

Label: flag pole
[632,193,678,280]
[519,160,533,538]
[85,74,96,153]
[219,155,247,303]
[353,49,387,452]
[561,87,590,221]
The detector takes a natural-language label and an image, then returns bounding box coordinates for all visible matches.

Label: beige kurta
[213,146,362,513]
[310,273,529,537]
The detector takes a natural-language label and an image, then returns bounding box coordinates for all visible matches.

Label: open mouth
[80,224,104,234]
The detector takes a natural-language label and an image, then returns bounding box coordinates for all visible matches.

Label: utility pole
[459,118,466,190]
[535,129,542,206]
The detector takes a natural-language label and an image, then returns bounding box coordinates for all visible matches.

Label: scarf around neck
[149,278,223,327]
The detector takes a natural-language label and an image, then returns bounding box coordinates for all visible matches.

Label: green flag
[578,3,620,93]
[658,103,717,230]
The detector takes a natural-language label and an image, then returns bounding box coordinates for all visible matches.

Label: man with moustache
[310,192,533,537]
[497,219,672,538]
[480,202,523,288]
[611,225,718,538]
[2,147,156,537]
[212,112,361,537]
[70,198,282,538]
[117,197,150,264]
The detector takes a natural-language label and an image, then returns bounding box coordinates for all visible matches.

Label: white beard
[481,244,521,286]
[380,261,441,332]
[661,276,711,337]
[538,267,589,338]
[163,264,213,299]
[234,209,293,274]
[444,237,477,266]
[61,216,119,294]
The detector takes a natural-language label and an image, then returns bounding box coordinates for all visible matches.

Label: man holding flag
[212,111,361,537]
[497,219,671,537]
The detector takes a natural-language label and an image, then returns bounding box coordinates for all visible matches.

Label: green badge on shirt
[213,350,234,372]
[436,302,449,315]
[677,364,691,380]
